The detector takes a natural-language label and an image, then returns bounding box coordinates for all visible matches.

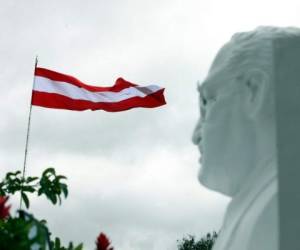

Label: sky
[1,0,300,249]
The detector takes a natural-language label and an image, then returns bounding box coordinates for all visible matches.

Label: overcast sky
[1,0,300,249]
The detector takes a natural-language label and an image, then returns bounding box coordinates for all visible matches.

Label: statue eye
[201,95,216,106]
[199,86,216,106]
[200,92,207,106]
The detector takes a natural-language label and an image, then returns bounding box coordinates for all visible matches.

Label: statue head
[192,26,300,197]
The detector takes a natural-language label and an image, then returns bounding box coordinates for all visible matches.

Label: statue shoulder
[212,173,278,250]
[247,193,278,250]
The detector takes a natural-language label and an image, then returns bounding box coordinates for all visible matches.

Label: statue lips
[199,143,203,154]
[199,132,203,153]
[199,142,203,163]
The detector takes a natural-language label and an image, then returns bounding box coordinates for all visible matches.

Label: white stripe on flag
[34,76,162,103]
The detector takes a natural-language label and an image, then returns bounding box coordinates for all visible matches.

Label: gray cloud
[5,0,298,248]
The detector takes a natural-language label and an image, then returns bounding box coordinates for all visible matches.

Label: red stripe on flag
[35,67,136,92]
[32,89,166,112]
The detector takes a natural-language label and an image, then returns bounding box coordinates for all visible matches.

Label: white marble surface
[192,27,300,250]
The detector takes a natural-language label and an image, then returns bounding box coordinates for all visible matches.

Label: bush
[177,232,218,250]
[0,168,113,250]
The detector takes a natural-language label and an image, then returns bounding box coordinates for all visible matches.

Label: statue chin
[198,173,227,196]
[198,162,237,197]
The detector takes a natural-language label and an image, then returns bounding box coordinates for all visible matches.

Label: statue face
[193,46,257,196]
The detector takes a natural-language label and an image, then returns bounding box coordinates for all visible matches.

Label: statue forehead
[200,40,248,94]
[199,72,233,96]
[200,65,237,95]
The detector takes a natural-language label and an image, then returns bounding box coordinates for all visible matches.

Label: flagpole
[20,56,38,209]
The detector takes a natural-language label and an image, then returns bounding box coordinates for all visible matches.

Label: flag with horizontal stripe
[32,67,166,112]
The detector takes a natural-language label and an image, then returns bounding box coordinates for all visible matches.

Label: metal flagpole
[20,56,38,209]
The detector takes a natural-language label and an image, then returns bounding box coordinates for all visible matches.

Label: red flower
[96,232,114,250]
[0,196,10,219]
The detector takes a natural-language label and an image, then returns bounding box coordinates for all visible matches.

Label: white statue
[192,26,300,250]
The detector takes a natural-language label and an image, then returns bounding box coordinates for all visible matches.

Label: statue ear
[244,69,268,118]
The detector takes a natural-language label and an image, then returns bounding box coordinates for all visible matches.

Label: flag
[32,67,166,112]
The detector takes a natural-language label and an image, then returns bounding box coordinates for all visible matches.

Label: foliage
[0,168,68,209]
[1,167,216,250]
[177,232,218,250]
[0,210,51,250]
[0,168,84,250]
[50,237,83,250]
[0,207,84,250]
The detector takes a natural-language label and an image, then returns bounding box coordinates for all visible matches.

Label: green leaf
[21,192,30,209]
[6,171,21,179]
[68,242,74,250]
[38,168,69,206]
[49,193,57,205]
[56,175,67,180]
[74,243,83,250]
[38,188,43,196]
[60,183,68,198]
[26,176,39,183]
[55,237,61,249]
[42,168,56,177]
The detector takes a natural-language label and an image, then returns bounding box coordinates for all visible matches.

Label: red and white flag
[32,67,166,112]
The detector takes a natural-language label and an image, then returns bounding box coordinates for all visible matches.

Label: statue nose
[192,119,202,145]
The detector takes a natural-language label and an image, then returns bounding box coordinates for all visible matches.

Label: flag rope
[20,56,38,209]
